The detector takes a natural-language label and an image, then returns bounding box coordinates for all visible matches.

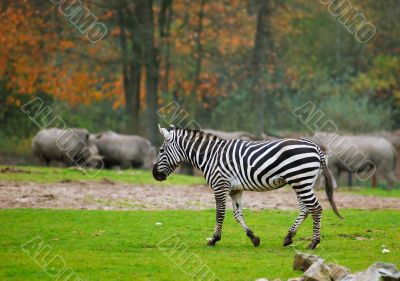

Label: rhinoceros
[311,132,398,189]
[372,130,400,151]
[32,128,103,168]
[91,131,155,169]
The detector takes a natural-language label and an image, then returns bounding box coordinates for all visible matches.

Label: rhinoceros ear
[158,124,170,140]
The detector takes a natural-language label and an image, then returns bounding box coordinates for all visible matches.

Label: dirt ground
[1,180,399,210]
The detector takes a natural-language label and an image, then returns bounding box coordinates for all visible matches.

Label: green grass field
[0,165,204,186]
[341,186,400,198]
[0,209,399,280]
[1,165,399,279]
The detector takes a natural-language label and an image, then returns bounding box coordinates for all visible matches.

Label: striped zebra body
[153,127,342,249]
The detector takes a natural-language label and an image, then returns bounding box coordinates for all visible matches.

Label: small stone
[355,236,367,241]
[255,279,269,281]
[382,248,391,254]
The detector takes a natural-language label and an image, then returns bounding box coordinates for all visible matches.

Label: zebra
[152,125,343,249]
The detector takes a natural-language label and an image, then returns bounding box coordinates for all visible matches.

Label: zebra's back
[218,138,322,191]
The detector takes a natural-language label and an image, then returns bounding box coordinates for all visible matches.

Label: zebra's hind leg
[288,177,322,249]
[230,190,260,247]
[283,194,309,246]
[207,186,229,246]
[307,201,322,249]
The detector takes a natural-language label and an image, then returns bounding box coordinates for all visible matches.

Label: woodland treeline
[0,0,399,154]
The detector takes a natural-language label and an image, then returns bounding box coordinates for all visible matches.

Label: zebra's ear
[158,124,170,140]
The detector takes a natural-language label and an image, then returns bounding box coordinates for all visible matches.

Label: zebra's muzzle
[152,164,167,181]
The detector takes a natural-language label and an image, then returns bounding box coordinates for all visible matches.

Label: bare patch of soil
[1,181,400,211]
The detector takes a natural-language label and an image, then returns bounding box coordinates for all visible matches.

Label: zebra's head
[152,125,184,181]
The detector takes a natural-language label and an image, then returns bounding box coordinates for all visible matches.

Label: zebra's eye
[159,148,165,153]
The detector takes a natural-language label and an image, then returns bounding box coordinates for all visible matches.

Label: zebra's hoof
[283,236,293,246]
[308,240,320,250]
[251,236,260,247]
[207,236,220,246]
[207,240,216,246]
[283,233,294,246]
[246,230,260,246]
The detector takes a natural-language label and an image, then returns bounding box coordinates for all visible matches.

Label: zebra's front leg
[284,194,309,246]
[230,190,260,247]
[207,187,229,246]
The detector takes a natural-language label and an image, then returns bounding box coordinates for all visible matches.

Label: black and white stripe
[153,127,342,249]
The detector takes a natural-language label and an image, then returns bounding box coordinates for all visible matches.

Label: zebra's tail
[323,167,343,219]
[316,145,343,220]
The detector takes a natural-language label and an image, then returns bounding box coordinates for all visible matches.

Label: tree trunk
[252,1,274,135]
[118,5,140,134]
[141,0,160,145]
[191,0,206,98]
[160,0,173,93]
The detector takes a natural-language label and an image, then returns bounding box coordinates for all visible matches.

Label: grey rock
[303,260,351,281]
[293,253,324,272]
[303,260,332,281]
[354,263,399,281]
[379,268,395,280]
[327,263,350,281]
[340,274,356,281]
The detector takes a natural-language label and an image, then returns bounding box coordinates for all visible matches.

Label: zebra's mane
[168,126,223,141]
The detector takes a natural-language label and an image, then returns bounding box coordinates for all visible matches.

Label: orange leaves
[1,1,54,96]
[0,0,123,108]
[38,64,122,108]
[181,80,193,94]
[197,72,220,98]
[161,0,251,111]
[59,40,76,50]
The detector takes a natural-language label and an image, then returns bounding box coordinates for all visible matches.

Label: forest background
[1,0,399,155]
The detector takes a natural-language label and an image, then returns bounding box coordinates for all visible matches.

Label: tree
[142,0,160,145]
[117,2,140,134]
[251,0,274,134]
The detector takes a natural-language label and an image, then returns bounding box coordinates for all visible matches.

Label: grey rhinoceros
[32,128,103,168]
[311,132,397,189]
[90,131,155,169]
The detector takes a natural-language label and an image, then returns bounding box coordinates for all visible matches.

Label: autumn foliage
[0,0,399,139]
[0,1,122,108]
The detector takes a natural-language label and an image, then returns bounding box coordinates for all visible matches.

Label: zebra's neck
[176,129,225,172]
